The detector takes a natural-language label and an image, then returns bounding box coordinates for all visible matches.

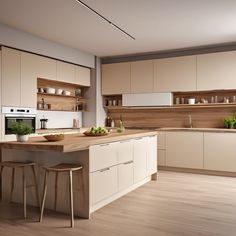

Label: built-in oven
[2,107,36,135]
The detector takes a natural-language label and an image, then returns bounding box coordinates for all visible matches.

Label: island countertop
[0,129,157,153]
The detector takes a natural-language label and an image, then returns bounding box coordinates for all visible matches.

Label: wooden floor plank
[0,171,236,236]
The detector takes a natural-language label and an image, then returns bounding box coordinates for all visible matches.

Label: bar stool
[39,163,83,228]
[0,161,40,218]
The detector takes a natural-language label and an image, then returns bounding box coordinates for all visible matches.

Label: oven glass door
[5,116,36,135]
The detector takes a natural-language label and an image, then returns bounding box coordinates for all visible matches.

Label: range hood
[122,93,173,106]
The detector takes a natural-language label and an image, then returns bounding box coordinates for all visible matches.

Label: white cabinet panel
[21,52,38,108]
[146,135,157,176]
[90,166,118,205]
[2,47,21,106]
[197,51,236,90]
[117,139,133,164]
[89,142,117,172]
[118,161,134,191]
[154,56,197,92]
[130,60,153,93]
[158,150,166,166]
[133,137,147,183]
[37,56,57,81]
[204,133,236,172]
[57,61,75,84]
[166,131,204,169]
[75,66,90,86]
[102,62,131,95]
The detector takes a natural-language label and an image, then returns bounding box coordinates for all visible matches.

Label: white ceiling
[0,0,236,57]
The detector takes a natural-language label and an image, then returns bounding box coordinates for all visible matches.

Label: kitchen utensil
[188,98,195,105]
[44,134,64,142]
[56,88,63,95]
[112,100,117,106]
[63,90,71,96]
[40,118,48,129]
[45,88,55,94]
[75,89,82,97]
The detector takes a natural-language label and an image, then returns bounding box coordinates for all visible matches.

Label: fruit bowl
[83,127,109,136]
[43,134,64,142]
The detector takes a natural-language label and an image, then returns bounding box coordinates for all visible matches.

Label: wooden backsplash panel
[108,106,236,128]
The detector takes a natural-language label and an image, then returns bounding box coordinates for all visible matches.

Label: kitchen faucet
[188,114,193,128]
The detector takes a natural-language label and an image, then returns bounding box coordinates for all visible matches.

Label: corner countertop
[0,129,157,153]
[157,127,236,133]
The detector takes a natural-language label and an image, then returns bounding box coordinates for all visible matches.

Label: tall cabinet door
[133,137,147,183]
[197,51,236,90]
[154,56,197,92]
[2,47,21,106]
[130,60,153,93]
[21,52,38,108]
[57,61,75,84]
[102,62,131,95]
[37,56,57,81]
[146,135,157,176]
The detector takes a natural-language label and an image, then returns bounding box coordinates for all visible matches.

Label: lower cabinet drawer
[118,161,134,191]
[90,166,118,205]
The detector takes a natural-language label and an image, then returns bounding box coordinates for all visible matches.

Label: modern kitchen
[0,1,236,236]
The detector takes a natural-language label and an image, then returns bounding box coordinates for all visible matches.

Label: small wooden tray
[43,134,65,142]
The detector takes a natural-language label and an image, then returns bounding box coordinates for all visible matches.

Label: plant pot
[16,134,29,142]
[229,123,235,129]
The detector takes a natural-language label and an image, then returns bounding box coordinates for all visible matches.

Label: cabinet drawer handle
[100,167,110,172]
[99,143,110,147]
[123,161,133,165]
[148,135,156,137]
[134,137,143,140]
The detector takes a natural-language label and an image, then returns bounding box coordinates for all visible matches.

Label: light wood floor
[1,171,236,236]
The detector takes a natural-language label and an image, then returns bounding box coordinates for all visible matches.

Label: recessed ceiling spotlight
[75,0,135,40]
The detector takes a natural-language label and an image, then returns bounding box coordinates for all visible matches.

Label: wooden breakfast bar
[0,129,158,219]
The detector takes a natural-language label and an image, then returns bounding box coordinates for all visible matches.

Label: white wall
[36,110,82,129]
[0,23,95,68]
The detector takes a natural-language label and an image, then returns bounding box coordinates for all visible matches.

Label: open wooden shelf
[37,109,86,112]
[37,92,86,100]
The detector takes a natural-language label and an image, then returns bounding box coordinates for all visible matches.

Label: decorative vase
[16,134,29,142]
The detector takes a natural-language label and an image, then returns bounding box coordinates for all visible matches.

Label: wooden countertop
[0,129,157,153]
[157,127,236,133]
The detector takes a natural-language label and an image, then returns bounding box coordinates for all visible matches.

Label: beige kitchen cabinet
[89,142,117,172]
[75,66,90,86]
[101,62,131,95]
[117,139,133,164]
[0,51,2,141]
[166,131,204,169]
[130,60,153,93]
[158,131,166,149]
[118,161,134,191]
[158,150,166,166]
[146,135,157,175]
[56,61,75,84]
[37,56,57,81]
[90,166,118,205]
[204,133,236,172]
[1,47,21,106]
[133,137,147,183]
[197,51,236,90]
[154,55,197,92]
[21,52,38,108]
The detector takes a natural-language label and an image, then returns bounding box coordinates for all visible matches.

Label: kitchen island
[0,129,157,219]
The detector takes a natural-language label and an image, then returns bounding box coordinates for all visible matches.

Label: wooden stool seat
[0,161,40,219]
[40,163,83,228]
[44,163,82,172]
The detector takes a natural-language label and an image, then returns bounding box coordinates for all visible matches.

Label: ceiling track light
[75,0,135,40]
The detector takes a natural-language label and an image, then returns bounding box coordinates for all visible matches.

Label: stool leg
[0,166,4,201]
[54,172,58,211]
[22,167,27,219]
[69,170,74,228]
[31,165,40,209]
[10,168,15,202]
[39,170,49,222]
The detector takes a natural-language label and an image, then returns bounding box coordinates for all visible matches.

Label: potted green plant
[11,122,33,142]
[224,116,236,129]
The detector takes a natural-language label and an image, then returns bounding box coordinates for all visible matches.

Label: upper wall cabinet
[197,51,236,91]
[102,62,131,95]
[37,56,57,81]
[130,60,153,93]
[75,66,90,86]
[2,47,21,106]
[154,56,197,92]
[56,61,75,84]
[21,52,38,108]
